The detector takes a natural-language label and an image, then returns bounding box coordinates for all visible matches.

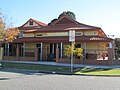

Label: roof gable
[50,15,79,25]
[20,18,47,28]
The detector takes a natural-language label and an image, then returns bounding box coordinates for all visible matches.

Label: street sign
[69,30,75,42]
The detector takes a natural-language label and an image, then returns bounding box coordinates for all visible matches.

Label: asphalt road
[0,69,120,90]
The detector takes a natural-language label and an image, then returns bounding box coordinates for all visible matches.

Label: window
[94,32,96,35]
[36,34,42,37]
[29,21,33,25]
[75,44,81,48]
[75,32,82,36]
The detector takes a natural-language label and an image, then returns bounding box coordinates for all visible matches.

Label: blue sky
[0,0,120,38]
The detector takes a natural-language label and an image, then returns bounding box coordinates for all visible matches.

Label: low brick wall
[59,58,83,64]
[113,60,120,65]
[3,56,36,62]
[3,56,17,61]
[83,59,108,65]
[19,57,36,62]
[59,58,109,65]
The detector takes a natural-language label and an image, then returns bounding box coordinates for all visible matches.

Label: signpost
[69,30,75,72]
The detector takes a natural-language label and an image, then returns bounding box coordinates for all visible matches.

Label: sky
[0,0,120,38]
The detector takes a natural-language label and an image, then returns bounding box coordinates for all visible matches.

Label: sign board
[69,30,75,42]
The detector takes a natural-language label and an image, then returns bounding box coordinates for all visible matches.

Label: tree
[0,9,19,43]
[48,18,57,25]
[114,38,120,54]
[5,28,19,42]
[59,11,76,20]
[64,45,83,58]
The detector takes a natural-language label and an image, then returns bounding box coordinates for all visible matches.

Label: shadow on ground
[0,78,10,81]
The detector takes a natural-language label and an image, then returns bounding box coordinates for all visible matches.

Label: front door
[36,44,41,61]
[49,43,61,61]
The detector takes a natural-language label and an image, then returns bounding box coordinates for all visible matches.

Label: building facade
[2,14,114,65]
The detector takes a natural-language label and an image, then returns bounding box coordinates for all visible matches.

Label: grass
[1,61,120,76]
[75,68,120,75]
[1,62,72,73]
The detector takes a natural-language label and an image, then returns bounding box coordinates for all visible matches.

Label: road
[0,69,120,90]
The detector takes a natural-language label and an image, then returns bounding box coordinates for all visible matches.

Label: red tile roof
[39,23,101,31]
[13,36,113,43]
[19,18,47,29]
[18,14,106,36]
[50,15,79,25]
[20,24,101,33]
[31,18,47,26]
[24,15,103,34]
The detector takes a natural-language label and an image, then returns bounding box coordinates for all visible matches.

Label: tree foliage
[0,10,19,42]
[59,11,76,20]
[115,38,120,48]
[5,28,19,42]
[114,38,120,54]
[73,48,83,57]
[64,45,83,58]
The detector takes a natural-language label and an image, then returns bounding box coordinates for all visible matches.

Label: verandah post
[34,48,38,62]
[16,44,19,61]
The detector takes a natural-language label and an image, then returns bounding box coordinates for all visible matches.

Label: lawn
[75,68,120,75]
[1,61,72,74]
[1,61,120,76]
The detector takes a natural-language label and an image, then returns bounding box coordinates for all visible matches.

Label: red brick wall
[3,56,17,61]
[19,57,35,61]
[83,60,108,65]
[59,58,109,65]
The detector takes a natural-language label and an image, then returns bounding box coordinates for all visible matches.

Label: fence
[3,47,36,61]
[61,48,108,60]
[59,48,109,65]
[85,49,108,60]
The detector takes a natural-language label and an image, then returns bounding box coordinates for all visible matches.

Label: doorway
[49,43,61,61]
[36,44,42,61]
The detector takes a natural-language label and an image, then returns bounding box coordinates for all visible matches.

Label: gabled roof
[34,15,102,32]
[18,18,47,31]
[35,14,106,36]
[50,15,79,25]
[18,14,106,37]
[49,14,99,29]
[45,14,101,30]
[31,18,47,26]
[19,18,47,28]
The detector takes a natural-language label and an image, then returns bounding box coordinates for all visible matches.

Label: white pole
[71,42,74,72]
[7,43,9,56]
[52,44,54,53]
[56,43,58,48]
[60,42,63,58]
[23,43,25,56]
